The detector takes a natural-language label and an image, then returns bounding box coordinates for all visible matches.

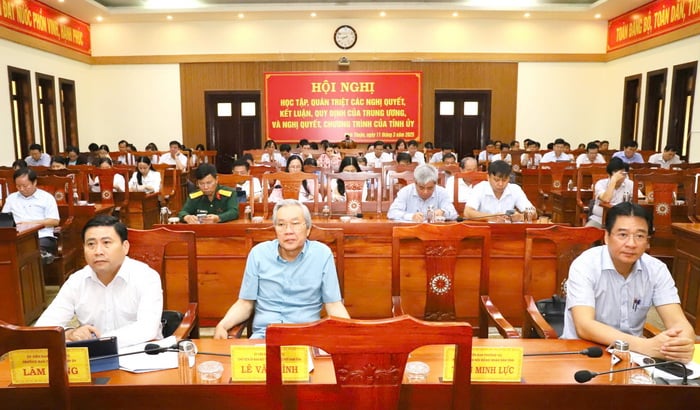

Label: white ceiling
[46,0,651,23]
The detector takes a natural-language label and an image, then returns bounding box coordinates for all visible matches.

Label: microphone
[144,341,230,357]
[574,360,689,385]
[524,346,603,358]
[460,209,515,221]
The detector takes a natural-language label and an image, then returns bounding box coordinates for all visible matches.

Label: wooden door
[667,61,696,158]
[205,91,261,173]
[434,90,491,160]
[620,74,641,147]
[641,68,667,151]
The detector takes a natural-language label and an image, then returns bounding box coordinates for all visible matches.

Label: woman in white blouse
[129,156,162,193]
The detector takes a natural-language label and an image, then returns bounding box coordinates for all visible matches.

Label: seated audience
[269,155,319,203]
[599,140,610,151]
[648,145,682,169]
[65,145,88,166]
[446,157,479,202]
[50,156,67,170]
[541,138,573,163]
[2,167,59,256]
[178,163,239,223]
[520,140,542,168]
[317,144,341,170]
[586,158,634,228]
[260,139,285,165]
[407,140,425,164]
[387,164,458,222]
[576,142,606,167]
[159,140,189,171]
[25,143,51,167]
[491,144,512,164]
[128,156,161,193]
[213,199,349,339]
[612,140,644,164]
[231,159,262,202]
[35,215,163,348]
[364,141,393,168]
[144,142,160,164]
[464,160,535,222]
[329,156,367,202]
[429,143,455,164]
[563,202,695,363]
[116,139,135,165]
[11,159,28,169]
[478,141,495,165]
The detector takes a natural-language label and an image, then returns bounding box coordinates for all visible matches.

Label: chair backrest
[684,170,700,222]
[0,321,70,410]
[392,223,491,338]
[436,164,461,186]
[538,162,576,192]
[262,171,320,218]
[36,175,75,226]
[126,228,199,338]
[89,168,129,208]
[0,177,6,207]
[245,225,345,296]
[386,170,416,204]
[522,226,604,338]
[451,171,488,198]
[575,164,608,224]
[266,315,472,410]
[325,171,382,215]
[217,174,254,203]
[631,171,685,236]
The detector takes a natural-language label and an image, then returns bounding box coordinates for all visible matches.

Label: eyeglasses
[612,232,649,243]
[274,221,307,231]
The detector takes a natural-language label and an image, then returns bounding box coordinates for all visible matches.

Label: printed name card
[230,345,309,382]
[442,346,523,382]
[9,348,92,384]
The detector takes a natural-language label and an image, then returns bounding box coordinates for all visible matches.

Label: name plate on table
[9,348,92,384]
[442,346,523,382]
[230,345,309,382]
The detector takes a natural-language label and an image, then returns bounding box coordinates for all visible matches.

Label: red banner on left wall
[0,0,91,55]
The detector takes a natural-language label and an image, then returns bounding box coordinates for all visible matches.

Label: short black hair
[407,140,419,148]
[118,140,128,146]
[28,143,43,152]
[605,201,654,235]
[88,143,99,152]
[279,144,291,153]
[169,140,181,148]
[488,160,511,177]
[11,159,28,169]
[442,153,456,162]
[195,163,217,180]
[82,215,128,242]
[51,156,67,166]
[553,138,566,146]
[663,145,677,153]
[96,157,113,167]
[13,167,36,182]
[622,140,638,149]
[232,159,250,170]
[67,145,80,155]
[586,142,599,151]
[396,152,412,163]
[606,157,629,175]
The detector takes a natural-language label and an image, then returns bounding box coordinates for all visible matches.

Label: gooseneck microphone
[144,341,230,357]
[458,209,516,222]
[574,360,689,385]
[524,346,603,358]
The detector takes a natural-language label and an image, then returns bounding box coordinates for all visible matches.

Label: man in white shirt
[520,140,542,168]
[407,140,425,164]
[648,145,683,169]
[576,142,606,167]
[116,139,135,165]
[446,157,478,202]
[24,143,52,167]
[464,160,535,222]
[364,141,393,168]
[541,138,573,163]
[2,167,60,256]
[477,141,495,165]
[159,140,189,171]
[429,144,455,164]
[491,145,512,164]
[586,158,634,228]
[232,160,263,202]
[35,215,163,348]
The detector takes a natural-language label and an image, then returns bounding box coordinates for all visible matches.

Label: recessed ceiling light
[96,16,103,22]
[524,12,531,18]
[238,13,244,19]
[594,13,602,19]
[310,12,316,18]
[379,11,386,17]
[452,12,459,17]
[166,15,173,21]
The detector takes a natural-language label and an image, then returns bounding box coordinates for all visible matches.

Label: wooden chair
[436,164,460,186]
[217,174,254,203]
[266,315,471,410]
[152,164,181,212]
[450,171,487,213]
[537,162,576,216]
[36,175,79,285]
[262,171,320,219]
[229,225,345,338]
[385,170,415,208]
[574,164,608,226]
[684,170,700,222]
[0,177,7,208]
[391,224,515,338]
[325,171,382,215]
[0,321,70,410]
[88,168,130,210]
[126,228,199,339]
[521,225,605,338]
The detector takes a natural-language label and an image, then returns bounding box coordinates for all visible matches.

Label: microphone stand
[575,361,689,385]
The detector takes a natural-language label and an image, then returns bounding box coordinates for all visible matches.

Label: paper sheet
[118,336,178,373]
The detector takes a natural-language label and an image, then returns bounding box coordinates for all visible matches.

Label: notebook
[67,336,119,372]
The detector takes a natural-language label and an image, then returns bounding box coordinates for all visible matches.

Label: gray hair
[414,164,439,185]
[272,199,312,228]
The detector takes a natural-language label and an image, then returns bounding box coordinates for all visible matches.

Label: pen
[632,298,640,312]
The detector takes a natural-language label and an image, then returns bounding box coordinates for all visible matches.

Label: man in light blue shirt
[612,140,644,164]
[387,164,459,222]
[24,143,52,167]
[213,199,349,339]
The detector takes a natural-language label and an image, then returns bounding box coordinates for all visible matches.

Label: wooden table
[671,223,700,335]
[2,339,697,410]
[0,224,45,325]
[123,192,160,229]
[157,220,569,328]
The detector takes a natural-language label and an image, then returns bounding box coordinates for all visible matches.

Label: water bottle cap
[613,340,629,351]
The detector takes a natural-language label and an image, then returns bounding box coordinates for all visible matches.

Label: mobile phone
[648,359,693,378]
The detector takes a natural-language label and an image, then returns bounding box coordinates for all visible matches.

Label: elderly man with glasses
[213,199,349,339]
[562,202,695,363]
[178,163,239,224]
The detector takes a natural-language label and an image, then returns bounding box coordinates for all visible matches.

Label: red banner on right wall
[607,0,700,52]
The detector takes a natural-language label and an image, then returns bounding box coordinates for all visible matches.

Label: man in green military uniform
[179,164,239,223]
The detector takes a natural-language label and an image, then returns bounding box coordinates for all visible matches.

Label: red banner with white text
[0,0,91,55]
[265,71,422,144]
[607,0,700,52]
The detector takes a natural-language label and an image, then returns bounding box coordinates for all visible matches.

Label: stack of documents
[119,336,178,373]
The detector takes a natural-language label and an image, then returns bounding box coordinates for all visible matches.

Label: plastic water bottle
[244,205,252,222]
[567,179,574,191]
[72,187,79,205]
[178,341,196,384]
[610,340,631,384]
[426,205,434,223]
[321,205,331,221]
